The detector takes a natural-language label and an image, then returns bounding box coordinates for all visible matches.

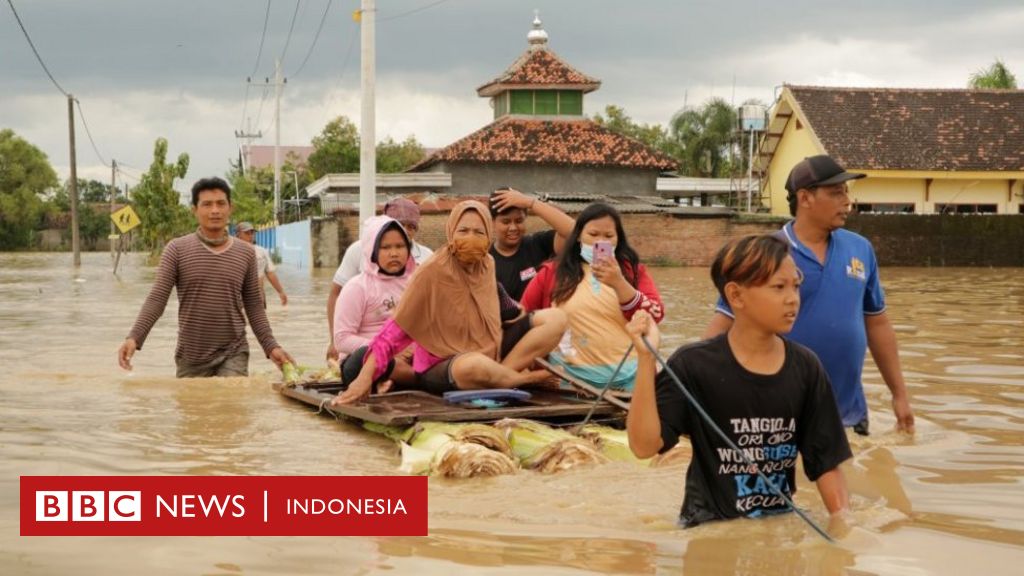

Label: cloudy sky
[3,0,1022,194]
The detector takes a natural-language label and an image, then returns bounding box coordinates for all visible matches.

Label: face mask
[580,243,595,264]
[452,236,490,265]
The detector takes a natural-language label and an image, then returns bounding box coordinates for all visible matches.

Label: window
[492,93,508,119]
[510,91,533,114]
[852,203,915,214]
[534,91,557,114]
[935,204,998,214]
[558,91,583,115]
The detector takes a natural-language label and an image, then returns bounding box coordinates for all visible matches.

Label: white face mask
[580,243,595,264]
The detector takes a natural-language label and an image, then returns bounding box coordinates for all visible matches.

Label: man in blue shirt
[704,155,915,435]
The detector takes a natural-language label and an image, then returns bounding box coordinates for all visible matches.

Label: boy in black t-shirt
[489,187,575,300]
[626,234,851,527]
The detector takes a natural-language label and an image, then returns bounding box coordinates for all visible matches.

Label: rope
[573,344,634,433]
[640,335,835,543]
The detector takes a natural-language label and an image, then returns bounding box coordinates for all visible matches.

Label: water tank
[739,104,768,132]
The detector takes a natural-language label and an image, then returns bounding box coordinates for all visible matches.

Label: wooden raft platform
[273,381,626,427]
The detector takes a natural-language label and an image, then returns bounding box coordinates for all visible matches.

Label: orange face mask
[452,235,490,265]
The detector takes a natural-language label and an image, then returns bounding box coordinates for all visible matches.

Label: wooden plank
[273,382,623,426]
[534,358,631,411]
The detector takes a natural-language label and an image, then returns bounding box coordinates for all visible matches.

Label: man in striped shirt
[117,177,295,377]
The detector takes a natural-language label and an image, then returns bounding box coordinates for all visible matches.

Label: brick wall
[322,211,1024,269]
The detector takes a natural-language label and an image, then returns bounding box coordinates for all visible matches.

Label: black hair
[191,177,232,206]
[710,234,792,302]
[488,188,525,219]
[552,202,641,305]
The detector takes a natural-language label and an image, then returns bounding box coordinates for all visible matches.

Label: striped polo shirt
[128,233,279,364]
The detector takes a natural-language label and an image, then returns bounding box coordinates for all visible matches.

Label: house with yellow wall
[756,86,1024,216]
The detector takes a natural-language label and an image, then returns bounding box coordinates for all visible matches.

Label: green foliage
[308,116,360,179]
[669,98,738,177]
[0,129,58,249]
[132,138,191,252]
[968,60,1018,89]
[307,116,427,179]
[227,159,274,224]
[377,135,426,173]
[592,105,679,158]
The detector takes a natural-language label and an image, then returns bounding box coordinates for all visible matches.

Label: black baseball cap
[785,155,865,194]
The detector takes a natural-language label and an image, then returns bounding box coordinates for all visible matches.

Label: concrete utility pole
[110,158,117,260]
[274,58,283,223]
[358,0,376,233]
[67,94,80,267]
[234,116,263,177]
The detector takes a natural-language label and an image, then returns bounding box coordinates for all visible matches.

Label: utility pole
[68,94,80,267]
[110,159,117,260]
[358,0,376,233]
[274,58,283,223]
[234,116,262,177]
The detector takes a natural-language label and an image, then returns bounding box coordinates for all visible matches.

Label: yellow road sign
[111,205,141,233]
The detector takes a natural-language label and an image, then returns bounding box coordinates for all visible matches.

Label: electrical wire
[241,0,274,131]
[75,99,109,167]
[379,0,451,22]
[279,0,303,66]
[5,0,68,96]
[290,0,333,78]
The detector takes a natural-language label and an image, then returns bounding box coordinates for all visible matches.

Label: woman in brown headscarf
[332,200,567,405]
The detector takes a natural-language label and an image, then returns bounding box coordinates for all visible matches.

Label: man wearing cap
[704,155,915,435]
[326,198,434,361]
[235,222,288,306]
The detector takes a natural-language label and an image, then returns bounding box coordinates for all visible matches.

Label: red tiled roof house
[409,15,677,197]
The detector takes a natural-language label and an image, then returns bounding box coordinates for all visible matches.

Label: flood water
[1,252,1021,575]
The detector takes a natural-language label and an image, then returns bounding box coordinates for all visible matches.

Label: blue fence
[253,220,311,269]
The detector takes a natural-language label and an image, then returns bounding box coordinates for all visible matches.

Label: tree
[669,98,738,177]
[132,138,190,252]
[307,116,360,178]
[0,129,58,249]
[592,105,680,158]
[227,161,274,225]
[377,135,426,173]
[968,59,1018,89]
[308,115,428,178]
[48,179,120,249]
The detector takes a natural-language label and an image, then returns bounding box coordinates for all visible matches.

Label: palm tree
[968,60,1018,89]
[669,98,737,177]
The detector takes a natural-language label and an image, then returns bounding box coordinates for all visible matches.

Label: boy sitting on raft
[626,234,851,527]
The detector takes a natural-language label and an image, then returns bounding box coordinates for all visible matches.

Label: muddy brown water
[1,253,1021,574]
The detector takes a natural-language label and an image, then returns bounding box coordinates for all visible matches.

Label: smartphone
[594,241,614,262]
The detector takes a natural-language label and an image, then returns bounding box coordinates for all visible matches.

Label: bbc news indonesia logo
[21,476,426,536]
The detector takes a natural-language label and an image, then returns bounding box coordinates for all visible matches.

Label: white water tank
[739,104,768,131]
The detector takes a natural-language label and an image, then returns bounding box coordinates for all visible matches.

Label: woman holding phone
[520,202,664,390]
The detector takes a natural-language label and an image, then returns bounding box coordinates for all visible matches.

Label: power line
[250,0,273,77]
[241,0,273,130]
[379,0,451,22]
[5,0,68,96]
[290,0,333,78]
[279,0,303,66]
[75,99,109,167]
[253,84,272,134]
[319,25,358,126]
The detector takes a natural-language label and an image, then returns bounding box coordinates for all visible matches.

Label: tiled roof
[411,117,678,171]
[477,48,600,96]
[788,86,1024,171]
